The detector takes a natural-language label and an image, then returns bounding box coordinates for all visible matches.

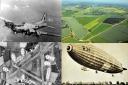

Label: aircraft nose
[67,45,73,52]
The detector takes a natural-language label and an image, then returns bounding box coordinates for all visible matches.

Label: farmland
[62,2,128,43]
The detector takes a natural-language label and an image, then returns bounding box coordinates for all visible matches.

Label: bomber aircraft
[0,12,56,36]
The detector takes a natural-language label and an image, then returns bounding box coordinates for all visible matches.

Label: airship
[67,44,127,74]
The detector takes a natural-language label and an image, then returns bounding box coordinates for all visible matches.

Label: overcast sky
[62,43,128,83]
[0,0,60,24]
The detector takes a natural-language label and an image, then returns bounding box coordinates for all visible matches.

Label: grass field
[91,19,128,42]
[75,16,98,25]
[62,4,128,43]
[62,35,79,43]
[62,27,71,37]
[62,17,88,42]
[85,15,110,30]
[63,10,78,17]
[84,23,112,40]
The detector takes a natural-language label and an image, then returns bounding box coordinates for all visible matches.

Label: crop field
[75,16,98,25]
[84,23,112,40]
[62,3,128,43]
[91,20,128,43]
[63,10,78,17]
[62,17,88,42]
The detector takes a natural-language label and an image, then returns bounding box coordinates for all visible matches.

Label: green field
[63,10,78,17]
[62,36,79,43]
[62,26,71,37]
[62,17,88,42]
[84,23,112,40]
[62,5,128,43]
[75,16,98,25]
[91,19,128,43]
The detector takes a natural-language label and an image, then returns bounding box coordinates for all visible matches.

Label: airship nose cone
[67,45,73,52]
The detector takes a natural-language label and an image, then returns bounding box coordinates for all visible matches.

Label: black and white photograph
[0,42,61,85]
[0,0,61,42]
[62,43,128,85]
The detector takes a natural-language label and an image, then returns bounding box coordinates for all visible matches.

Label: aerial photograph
[0,42,61,85]
[62,43,128,85]
[62,0,128,43]
[0,0,61,42]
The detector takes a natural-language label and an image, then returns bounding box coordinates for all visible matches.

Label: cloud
[1,3,10,11]
[14,5,19,10]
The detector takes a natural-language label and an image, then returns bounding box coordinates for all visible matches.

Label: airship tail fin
[123,68,127,70]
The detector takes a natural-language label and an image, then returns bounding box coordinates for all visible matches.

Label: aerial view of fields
[62,0,128,43]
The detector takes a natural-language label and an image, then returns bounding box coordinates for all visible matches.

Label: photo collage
[0,0,128,85]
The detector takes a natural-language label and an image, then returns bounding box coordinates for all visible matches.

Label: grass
[62,10,78,17]
[84,15,110,30]
[75,16,98,25]
[91,19,128,43]
[62,28,71,37]
[62,17,88,40]
[74,7,126,15]
[61,5,128,43]
[62,35,79,43]
[84,23,112,40]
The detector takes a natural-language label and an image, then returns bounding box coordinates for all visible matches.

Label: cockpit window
[82,46,90,52]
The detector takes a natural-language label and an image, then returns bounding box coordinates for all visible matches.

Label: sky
[62,43,128,83]
[63,0,128,5]
[0,42,27,48]
[0,0,60,25]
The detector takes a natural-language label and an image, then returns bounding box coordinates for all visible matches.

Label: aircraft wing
[33,25,56,30]
[0,17,13,23]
